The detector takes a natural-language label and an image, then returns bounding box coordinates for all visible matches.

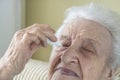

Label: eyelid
[81,46,97,56]
[83,39,97,52]
[82,47,94,53]
[80,41,96,55]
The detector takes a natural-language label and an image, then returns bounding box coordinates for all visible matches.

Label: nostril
[70,57,79,64]
[60,53,79,65]
[60,48,79,65]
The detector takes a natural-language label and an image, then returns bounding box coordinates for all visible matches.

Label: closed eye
[80,38,97,55]
[81,47,93,53]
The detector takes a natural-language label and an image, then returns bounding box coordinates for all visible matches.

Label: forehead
[58,18,112,45]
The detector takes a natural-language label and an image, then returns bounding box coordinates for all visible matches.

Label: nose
[60,48,79,65]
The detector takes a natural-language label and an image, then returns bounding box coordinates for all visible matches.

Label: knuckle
[15,30,23,37]
[15,30,21,35]
[22,33,31,43]
[24,32,31,38]
[31,24,41,30]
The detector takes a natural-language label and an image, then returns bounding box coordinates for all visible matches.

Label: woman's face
[49,18,112,80]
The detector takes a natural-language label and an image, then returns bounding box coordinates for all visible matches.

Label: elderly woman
[0,3,120,80]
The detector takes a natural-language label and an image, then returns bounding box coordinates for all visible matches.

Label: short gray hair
[56,3,120,68]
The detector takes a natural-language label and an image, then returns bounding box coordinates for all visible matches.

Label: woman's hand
[0,24,57,80]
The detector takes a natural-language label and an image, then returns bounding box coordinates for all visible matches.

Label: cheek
[49,50,61,73]
[79,56,106,75]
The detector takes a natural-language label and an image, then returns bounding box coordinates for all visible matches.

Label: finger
[25,24,57,43]
[32,24,56,34]
[42,31,57,42]
[38,33,48,47]
[45,25,56,33]
[25,24,57,41]
[28,31,48,48]
[25,24,56,33]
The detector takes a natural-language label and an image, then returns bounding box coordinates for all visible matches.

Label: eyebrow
[59,35,70,40]
[86,38,100,46]
[60,35,99,46]
[59,35,99,53]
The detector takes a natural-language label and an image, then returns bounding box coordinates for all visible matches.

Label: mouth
[55,67,79,78]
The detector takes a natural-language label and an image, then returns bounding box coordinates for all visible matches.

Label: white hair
[55,3,120,68]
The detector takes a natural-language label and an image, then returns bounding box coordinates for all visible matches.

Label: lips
[55,67,79,78]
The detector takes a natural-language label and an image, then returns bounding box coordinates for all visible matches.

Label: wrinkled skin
[0,24,57,80]
[49,18,113,80]
[0,18,113,80]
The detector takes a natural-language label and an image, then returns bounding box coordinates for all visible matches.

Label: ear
[105,69,112,80]
[112,67,120,80]
[107,69,113,80]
